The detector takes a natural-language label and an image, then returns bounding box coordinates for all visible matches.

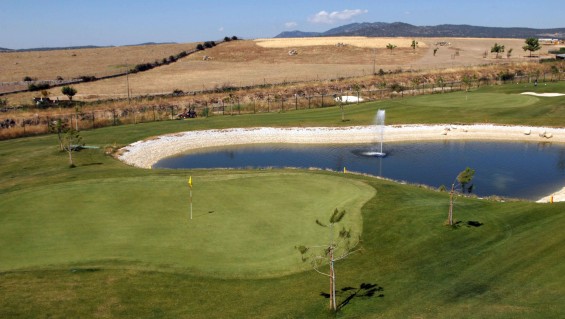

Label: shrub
[499,71,515,81]
[224,36,231,42]
[78,75,97,82]
[23,76,34,82]
[540,58,557,64]
[196,44,204,51]
[231,36,238,40]
[133,63,153,72]
[389,82,405,92]
[28,83,50,91]
[548,47,565,54]
[201,107,210,117]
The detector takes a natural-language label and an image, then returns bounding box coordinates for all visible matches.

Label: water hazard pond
[154,141,565,200]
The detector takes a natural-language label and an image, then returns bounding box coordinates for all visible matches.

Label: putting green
[402,92,539,108]
[0,172,375,278]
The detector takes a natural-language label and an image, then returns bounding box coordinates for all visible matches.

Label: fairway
[1,81,565,318]
[400,92,539,108]
[0,172,374,278]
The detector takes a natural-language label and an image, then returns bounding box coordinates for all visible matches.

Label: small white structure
[334,96,364,103]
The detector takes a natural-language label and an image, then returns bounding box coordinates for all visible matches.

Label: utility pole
[125,60,131,104]
[372,48,377,75]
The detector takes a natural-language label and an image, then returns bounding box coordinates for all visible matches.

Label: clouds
[285,21,298,29]
[309,9,368,24]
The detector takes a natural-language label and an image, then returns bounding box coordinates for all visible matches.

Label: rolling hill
[276,22,565,39]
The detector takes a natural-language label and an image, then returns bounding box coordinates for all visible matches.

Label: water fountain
[361,109,387,157]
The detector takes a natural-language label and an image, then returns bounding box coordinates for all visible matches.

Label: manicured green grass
[1,82,564,318]
[0,173,374,277]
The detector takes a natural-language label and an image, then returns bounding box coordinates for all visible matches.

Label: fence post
[113,109,117,125]
[92,112,95,129]
[321,94,324,108]
[170,105,174,120]
[295,94,298,110]
[153,105,156,122]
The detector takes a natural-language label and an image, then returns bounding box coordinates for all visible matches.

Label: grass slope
[1,84,564,318]
[0,173,374,278]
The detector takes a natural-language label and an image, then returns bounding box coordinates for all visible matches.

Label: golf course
[1,82,564,318]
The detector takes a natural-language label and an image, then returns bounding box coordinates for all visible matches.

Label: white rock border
[118,124,565,202]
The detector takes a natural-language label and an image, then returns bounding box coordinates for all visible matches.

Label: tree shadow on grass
[320,282,384,311]
[452,220,484,228]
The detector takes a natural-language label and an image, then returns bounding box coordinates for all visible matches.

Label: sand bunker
[521,92,565,97]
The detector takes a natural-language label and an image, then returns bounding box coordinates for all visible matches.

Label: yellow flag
[188,176,192,189]
[343,167,347,174]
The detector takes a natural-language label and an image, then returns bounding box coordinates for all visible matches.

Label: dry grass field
[0,42,198,83]
[254,36,425,48]
[2,37,561,104]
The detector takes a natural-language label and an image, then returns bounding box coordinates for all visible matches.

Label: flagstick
[190,188,193,220]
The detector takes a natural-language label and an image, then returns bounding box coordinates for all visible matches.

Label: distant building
[539,38,559,45]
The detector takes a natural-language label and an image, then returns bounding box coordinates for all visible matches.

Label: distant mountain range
[275,22,565,39]
[0,42,177,52]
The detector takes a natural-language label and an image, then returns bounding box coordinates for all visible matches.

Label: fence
[1,72,562,140]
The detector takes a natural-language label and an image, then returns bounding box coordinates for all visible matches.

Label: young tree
[49,119,83,167]
[436,76,445,93]
[334,94,345,121]
[351,83,361,104]
[462,74,473,92]
[448,167,475,226]
[48,119,67,151]
[523,38,541,57]
[61,86,77,101]
[411,39,418,52]
[297,209,362,311]
[491,43,505,58]
[506,48,513,59]
[386,43,397,55]
[62,127,83,167]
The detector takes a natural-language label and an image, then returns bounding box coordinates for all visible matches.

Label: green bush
[28,83,50,91]
[78,75,97,82]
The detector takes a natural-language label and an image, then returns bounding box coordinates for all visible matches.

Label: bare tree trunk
[329,248,336,311]
[67,140,73,166]
[448,183,455,225]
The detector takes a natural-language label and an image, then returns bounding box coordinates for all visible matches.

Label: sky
[1,0,564,49]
